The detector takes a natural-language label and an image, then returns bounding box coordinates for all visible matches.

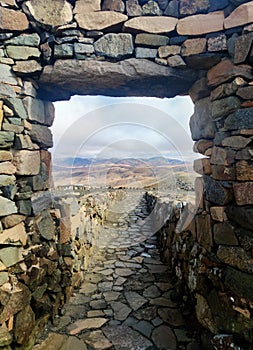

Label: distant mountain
[54,156,185,168]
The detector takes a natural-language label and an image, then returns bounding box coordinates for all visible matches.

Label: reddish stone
[124,16,178,34]
[224,1,253,29]
[194,158,212,175]
[207,59,253,87]
[0,7,29,31]
[234,182,253,206]
[177,11,224,36]
[241,101,253,107]
[193,139,213,155]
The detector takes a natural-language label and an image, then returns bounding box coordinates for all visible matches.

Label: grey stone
[6,46,41,60]
[39,58,198,101]
[0,83,16,98]
[5,98,27,119]
[164,0,179,17]
[124,291,147,311]
[31,191,52,216]
[142,0,163,15]
[5,33,40,47]
[126,0,143,16]
[156,0,169,10]
[234,33,253,64]
[204,176,233,205]
[0,63,18,85]
[143,285,161,298]
[23,97,51,125]
[54,44,74,58]
[211,96,241,119]
[103,325,152,349]
[17,199,32,216]
[135,33,169,47]
[115,268,134,277]
[30,124,53,149]
[134,306,157,321]
[224,107,253,130]
[180,0,209,15]
[110,301,131,321]
[94,33,134,59]
[0,196,17,216]
[0,246,23,267]
[190,97,215,141]
[208,34,227,52]
[37,210,55,240]
[90,300,107,310]
[152,325,177,349]
[0,131,14,148]
[132,320,154,338]
[74,43,94,55]
[135,47,158,58]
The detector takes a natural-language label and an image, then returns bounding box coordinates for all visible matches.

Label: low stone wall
[0,187,120,349]
[146,191,253,347]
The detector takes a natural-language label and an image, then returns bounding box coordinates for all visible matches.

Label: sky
[52,95,195,162]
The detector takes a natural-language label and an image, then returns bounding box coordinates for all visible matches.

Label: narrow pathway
[33,191,201,350]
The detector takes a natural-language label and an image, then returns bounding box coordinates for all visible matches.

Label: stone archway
[0,0,253,347]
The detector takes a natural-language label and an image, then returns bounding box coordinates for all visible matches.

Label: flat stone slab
[81,330,113,350]
[38,58,198,101]
[124,291,147,311]
[68,318,108,335]
[115,268,134,277]
[110,301,131,321]
[103,325,152,349]
[152,325,177,350]
[79,282,97,295]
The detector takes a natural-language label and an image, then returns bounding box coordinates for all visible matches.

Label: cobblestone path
[33,192,201,350]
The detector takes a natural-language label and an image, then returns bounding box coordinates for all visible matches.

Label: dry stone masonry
[0,0,253,348]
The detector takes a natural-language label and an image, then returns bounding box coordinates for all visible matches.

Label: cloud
[52,95,195,160]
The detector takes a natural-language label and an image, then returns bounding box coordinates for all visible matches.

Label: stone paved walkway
[33,191,201,350]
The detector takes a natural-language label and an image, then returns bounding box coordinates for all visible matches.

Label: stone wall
[146,186,253,347]
[0,0,253,348]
